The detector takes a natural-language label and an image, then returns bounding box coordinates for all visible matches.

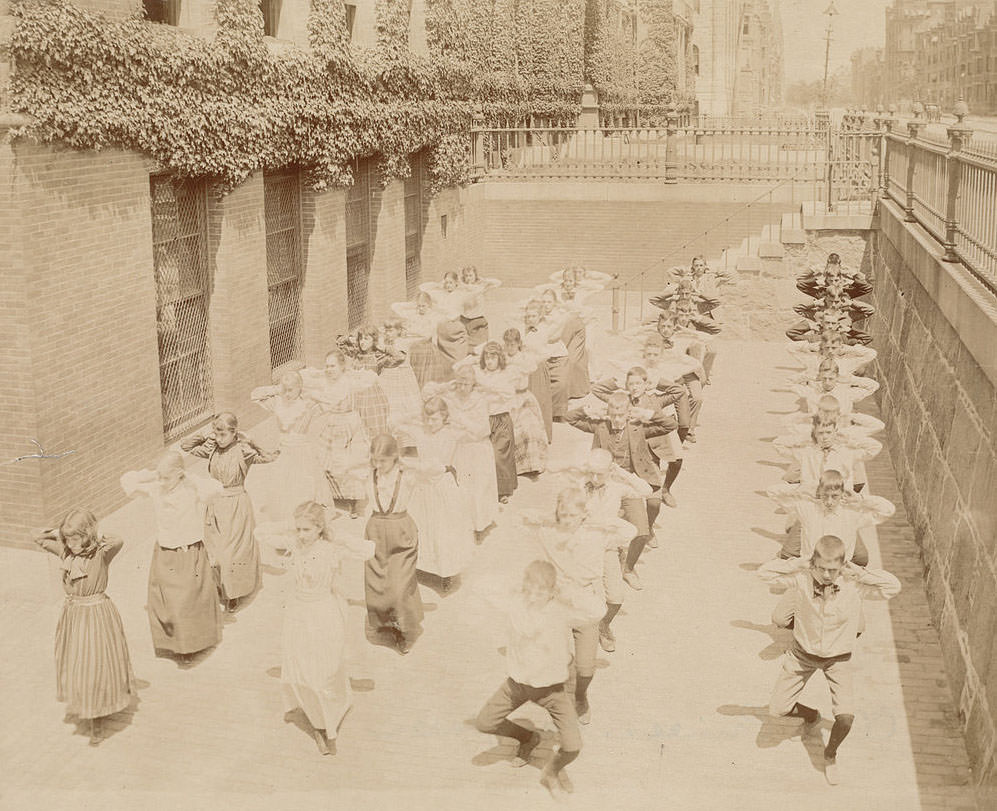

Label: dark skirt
[148,542,221,655]
[546,356,569,419]
[489,412,518,498]
[364,513,424,643]
[460,314,489,347]
[205,491,260,601]
[409,339,455,390]
[528,363,554,441]
[563,317,591,399]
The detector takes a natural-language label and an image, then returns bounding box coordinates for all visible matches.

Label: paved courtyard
[0,318,981,809]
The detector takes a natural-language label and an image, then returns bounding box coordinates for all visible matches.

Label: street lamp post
[821,3,839,109]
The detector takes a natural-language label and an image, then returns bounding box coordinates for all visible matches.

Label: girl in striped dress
[32,510,135,745]
[180,413,280,612]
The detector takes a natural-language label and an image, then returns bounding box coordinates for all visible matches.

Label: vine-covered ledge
[8,0,585,191]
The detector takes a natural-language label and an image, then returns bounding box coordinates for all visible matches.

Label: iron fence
[884,123,997,293]
[471,120,880,192]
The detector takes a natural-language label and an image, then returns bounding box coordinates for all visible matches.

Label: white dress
[440,389,499,532]
[248,387,323,522]
[403,425,476,577]
[276,537,373,737]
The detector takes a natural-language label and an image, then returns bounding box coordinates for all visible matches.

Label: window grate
[150,175,214,439]
[404,151,426,299]
[264,169,303,369]
[345,158,372,328]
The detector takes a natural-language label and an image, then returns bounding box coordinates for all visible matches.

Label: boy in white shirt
[475,559,604,796]
[758,535,901,785]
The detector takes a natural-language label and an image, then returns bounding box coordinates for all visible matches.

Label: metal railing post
[664,113,678,184]
[904,120,924,222]
[471,111,486,181]
[611,275,621,333]
[942,120,973,263]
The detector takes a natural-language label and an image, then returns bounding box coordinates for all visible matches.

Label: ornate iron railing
[883,119,997,294]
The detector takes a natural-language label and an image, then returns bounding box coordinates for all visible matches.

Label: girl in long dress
[523,299,570,421]
[427,370,499,536]
[260,501,374,756]
[541,287,591,400]
[503,327,553,441]
[363,434,425,654]
[380,319,425,425]
[302,350,377,519]
[181,412,279,612]
[451,363,516,502]
[409,318,470,390]
[248,370,323,523]
[458,265,501,346]
[335,335,393,440]
[393,397,476,589]
[473,341,548,477]
[391,291,442,351]
[120,451,223,661]
[32,510,135,745]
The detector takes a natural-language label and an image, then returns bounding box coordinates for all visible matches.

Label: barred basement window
[144,0,179,25]
[150,174,214,439]
[404,151,426,299]
[264,169,303,369]
[345,158,373,328]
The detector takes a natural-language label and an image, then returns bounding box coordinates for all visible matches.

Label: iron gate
[264,169,303,369]
[150,174,214,439]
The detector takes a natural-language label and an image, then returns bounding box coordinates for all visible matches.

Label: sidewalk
[0,338,979,810]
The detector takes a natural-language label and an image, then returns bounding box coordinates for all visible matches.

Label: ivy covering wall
[8,0,586,190]
[584,0,691,121]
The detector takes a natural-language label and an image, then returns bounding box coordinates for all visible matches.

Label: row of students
[29,257,725,781]
[758,253,902,786]
[465,258,741,793]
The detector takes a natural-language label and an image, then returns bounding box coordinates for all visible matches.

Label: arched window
[692,44,700,76]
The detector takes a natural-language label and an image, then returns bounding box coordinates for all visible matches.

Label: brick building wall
[0,144,163,549]
[871,200,997,784]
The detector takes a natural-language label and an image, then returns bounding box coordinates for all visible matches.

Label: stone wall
[871,199,997,784]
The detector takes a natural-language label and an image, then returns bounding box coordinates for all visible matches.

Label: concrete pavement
[0,332,980,810]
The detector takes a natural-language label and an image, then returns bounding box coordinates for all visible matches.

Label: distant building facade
[882,0,995,109]
[916,2,997,112]
[851,46,886,109]
[692,0,783,117]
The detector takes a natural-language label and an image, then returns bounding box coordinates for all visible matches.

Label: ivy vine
[8,0,587,191]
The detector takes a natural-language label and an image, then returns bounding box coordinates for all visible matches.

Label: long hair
[59,508,100,558]
[292,501,332,541]
[479,341,508,370]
